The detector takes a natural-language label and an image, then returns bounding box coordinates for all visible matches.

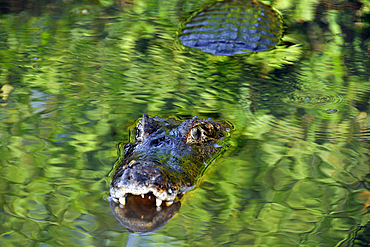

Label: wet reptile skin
[108,114,231,232]
[110,114,231,203]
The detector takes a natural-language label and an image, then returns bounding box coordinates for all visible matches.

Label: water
[0,0,369,246]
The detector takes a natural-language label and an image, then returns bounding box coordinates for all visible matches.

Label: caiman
[109,114,231,232]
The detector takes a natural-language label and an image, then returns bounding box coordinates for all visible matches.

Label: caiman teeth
[165,201,173,206]
[141,194,144,198]
[156,198,162,207]
[119,196,126,206]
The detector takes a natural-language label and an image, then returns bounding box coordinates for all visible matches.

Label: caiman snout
[110,160,179,207]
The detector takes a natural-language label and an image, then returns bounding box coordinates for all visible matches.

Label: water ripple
[281,91,346,108]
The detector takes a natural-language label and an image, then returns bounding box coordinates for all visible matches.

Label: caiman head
[109,114,230,232]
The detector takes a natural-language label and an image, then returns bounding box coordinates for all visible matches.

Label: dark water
[0,0,370,246]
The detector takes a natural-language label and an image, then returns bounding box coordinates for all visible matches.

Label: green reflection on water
[0,0,370,246]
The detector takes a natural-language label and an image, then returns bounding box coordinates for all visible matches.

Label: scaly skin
[110,114,231,206]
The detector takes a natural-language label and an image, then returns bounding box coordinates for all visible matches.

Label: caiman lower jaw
[109,193,182,233]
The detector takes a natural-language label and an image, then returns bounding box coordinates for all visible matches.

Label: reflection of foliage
[274,0,366,21]
[0,0,369,246]
[243,35,303,74]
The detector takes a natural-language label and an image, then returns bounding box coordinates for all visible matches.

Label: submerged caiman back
[109,114,231,232]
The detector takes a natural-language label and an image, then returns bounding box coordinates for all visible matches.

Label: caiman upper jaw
[110,161,179,207]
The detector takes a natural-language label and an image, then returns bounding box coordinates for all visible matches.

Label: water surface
[0,0,370,246]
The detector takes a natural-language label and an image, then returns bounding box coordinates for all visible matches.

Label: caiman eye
[191,127,201,140]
